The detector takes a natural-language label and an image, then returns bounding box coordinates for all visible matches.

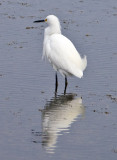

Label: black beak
[33,20,45,23]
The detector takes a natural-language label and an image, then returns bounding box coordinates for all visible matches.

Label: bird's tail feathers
[70,67,83,78]
[82,55,87,71]
[75,69,83,78]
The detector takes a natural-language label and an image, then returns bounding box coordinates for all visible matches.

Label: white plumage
[34,15,87,93]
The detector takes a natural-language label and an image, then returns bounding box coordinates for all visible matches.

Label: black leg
[64,76,68,95]
[55,72,58,94]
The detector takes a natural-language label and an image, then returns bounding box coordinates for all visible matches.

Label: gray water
[0,0,117,159]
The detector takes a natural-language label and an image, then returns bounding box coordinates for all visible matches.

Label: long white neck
[44,22,61,36]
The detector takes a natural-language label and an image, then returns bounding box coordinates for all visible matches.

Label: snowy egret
[34,15,87,94]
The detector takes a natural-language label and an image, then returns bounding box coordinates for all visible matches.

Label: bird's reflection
[40,93,85,153]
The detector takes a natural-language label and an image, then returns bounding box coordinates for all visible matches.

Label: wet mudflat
[0,0,117,159]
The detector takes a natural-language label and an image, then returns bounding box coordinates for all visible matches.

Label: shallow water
[0,0,117,159]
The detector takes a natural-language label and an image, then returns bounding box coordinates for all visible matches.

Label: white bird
[34,15,87,94]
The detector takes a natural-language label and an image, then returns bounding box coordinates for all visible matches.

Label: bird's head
[34,15,61,34]
[34,15,59,25]
[45,15,60,26]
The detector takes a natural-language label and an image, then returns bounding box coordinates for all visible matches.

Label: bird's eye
[45,19,47,22]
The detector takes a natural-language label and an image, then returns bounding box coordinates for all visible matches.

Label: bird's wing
[44,34,86,78]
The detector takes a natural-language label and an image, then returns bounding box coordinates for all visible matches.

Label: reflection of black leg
[64,76,68,95]
[55,72,58,94]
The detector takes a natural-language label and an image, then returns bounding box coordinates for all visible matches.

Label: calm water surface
[0,0,117,159]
